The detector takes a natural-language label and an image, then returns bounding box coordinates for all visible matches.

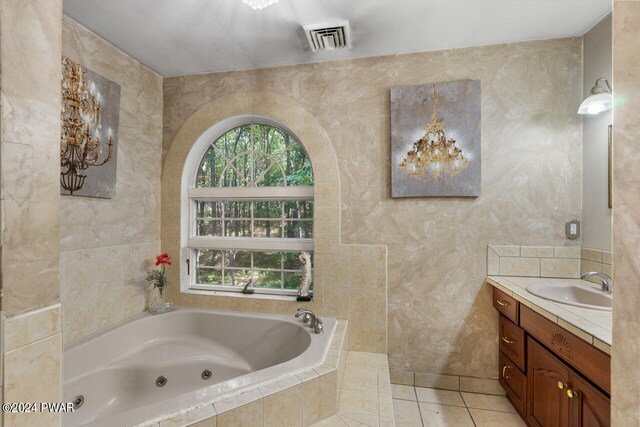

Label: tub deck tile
[259,374,302,398]
[298,368,320,383]
[158,404,216,427]
[213,388,263,415]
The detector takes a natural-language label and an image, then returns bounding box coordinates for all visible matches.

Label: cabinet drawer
[499,315,526,371]
[493,287,519,323]
[521,305,610,394]
[499,351,526,416]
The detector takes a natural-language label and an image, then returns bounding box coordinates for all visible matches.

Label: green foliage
[196,124,314,188]
[147,269,168,289]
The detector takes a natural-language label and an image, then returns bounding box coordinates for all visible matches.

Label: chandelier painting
[399,84,469,180]
[60,57,121,198]
[391,80,481,198]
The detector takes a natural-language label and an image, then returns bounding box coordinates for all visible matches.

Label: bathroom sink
[526,281,612,311]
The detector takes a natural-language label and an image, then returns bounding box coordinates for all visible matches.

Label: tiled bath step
[311,351,395,427]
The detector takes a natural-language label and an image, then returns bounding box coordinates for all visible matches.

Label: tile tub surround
[487,245,581,279]
[163,37,583,381]
[161,88,388,353]
[612,2,640,425]
[140,319,349,427]
[2,304,63,427]
[485,276,611,353]
[60,16,163,344]
[60,241,161,344]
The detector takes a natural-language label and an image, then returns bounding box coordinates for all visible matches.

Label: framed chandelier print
[391,79,481,198]
[60,57,121,198]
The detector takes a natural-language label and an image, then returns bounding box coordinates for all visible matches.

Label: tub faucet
[581,272,613,293]
[295,308,323,333]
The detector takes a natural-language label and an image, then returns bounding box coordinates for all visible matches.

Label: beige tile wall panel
[612,1,640,426]
[60,17,163,343]
[163,37,582,377]
[0,0,62,316]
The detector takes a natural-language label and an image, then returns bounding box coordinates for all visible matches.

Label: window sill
[181,288,312,302]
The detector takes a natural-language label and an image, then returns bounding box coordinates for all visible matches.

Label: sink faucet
[581,272,612,293]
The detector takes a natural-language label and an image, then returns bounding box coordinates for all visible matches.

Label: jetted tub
[63,307,336,426]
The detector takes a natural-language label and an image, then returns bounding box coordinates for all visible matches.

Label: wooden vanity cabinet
[528,338,610,427]
[491,285,611,427]
[528,337,571,426]
[569,370,611,427]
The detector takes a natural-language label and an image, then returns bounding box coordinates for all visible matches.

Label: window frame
[180,115,314,298]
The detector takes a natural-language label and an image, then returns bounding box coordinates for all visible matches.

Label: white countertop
[486,276,612,354]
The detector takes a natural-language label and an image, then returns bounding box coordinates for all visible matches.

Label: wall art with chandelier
[60,57,121,198]
[391,80,481,197]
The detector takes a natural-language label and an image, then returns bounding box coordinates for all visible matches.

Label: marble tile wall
[0,0,63,425]
[612,2,640,425]
[487,245,582,278]
[60,17,163,344]
[0,0,62,317]
[163,37,582,378]
[60,241,160,344]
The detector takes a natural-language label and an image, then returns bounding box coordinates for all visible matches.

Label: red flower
[155,253,172,266]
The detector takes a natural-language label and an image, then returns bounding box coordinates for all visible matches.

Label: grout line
[461,393,478,427]
[467,405,478,427]
[414,387,426,427]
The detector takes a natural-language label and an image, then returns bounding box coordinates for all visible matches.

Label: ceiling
[63,0,611,77]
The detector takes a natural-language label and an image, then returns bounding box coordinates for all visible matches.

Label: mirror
[581,12,613,270]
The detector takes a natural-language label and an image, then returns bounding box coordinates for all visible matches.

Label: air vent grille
[303,21,352,52]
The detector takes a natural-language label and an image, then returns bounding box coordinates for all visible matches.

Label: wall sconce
[578,77,613,115]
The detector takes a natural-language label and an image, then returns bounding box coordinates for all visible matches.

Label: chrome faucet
[581,272,613,293]
[295,308,323,333]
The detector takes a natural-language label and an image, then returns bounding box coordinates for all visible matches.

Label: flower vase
[149,286,174,314]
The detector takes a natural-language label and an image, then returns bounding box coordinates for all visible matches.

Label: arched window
[183,119,314,297]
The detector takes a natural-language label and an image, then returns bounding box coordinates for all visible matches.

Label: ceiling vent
[303,21,352,52]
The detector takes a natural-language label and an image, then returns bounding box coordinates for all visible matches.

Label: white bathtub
[63,307,336,426]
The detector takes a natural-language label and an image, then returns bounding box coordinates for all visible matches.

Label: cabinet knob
[496,299,509,307]
[567,389,579,399]
[557,381,568,390]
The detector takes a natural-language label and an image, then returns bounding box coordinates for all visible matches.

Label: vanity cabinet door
[527,337,571,427]
[569,373,610,427]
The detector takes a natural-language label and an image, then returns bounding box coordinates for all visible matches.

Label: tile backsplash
[487,245,581,278]
[580,248,612,280]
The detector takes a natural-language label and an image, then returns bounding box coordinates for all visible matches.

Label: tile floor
[391,384,526,427]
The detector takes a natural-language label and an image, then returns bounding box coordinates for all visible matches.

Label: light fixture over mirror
[241,0,280,9]
[578,77,613,115]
